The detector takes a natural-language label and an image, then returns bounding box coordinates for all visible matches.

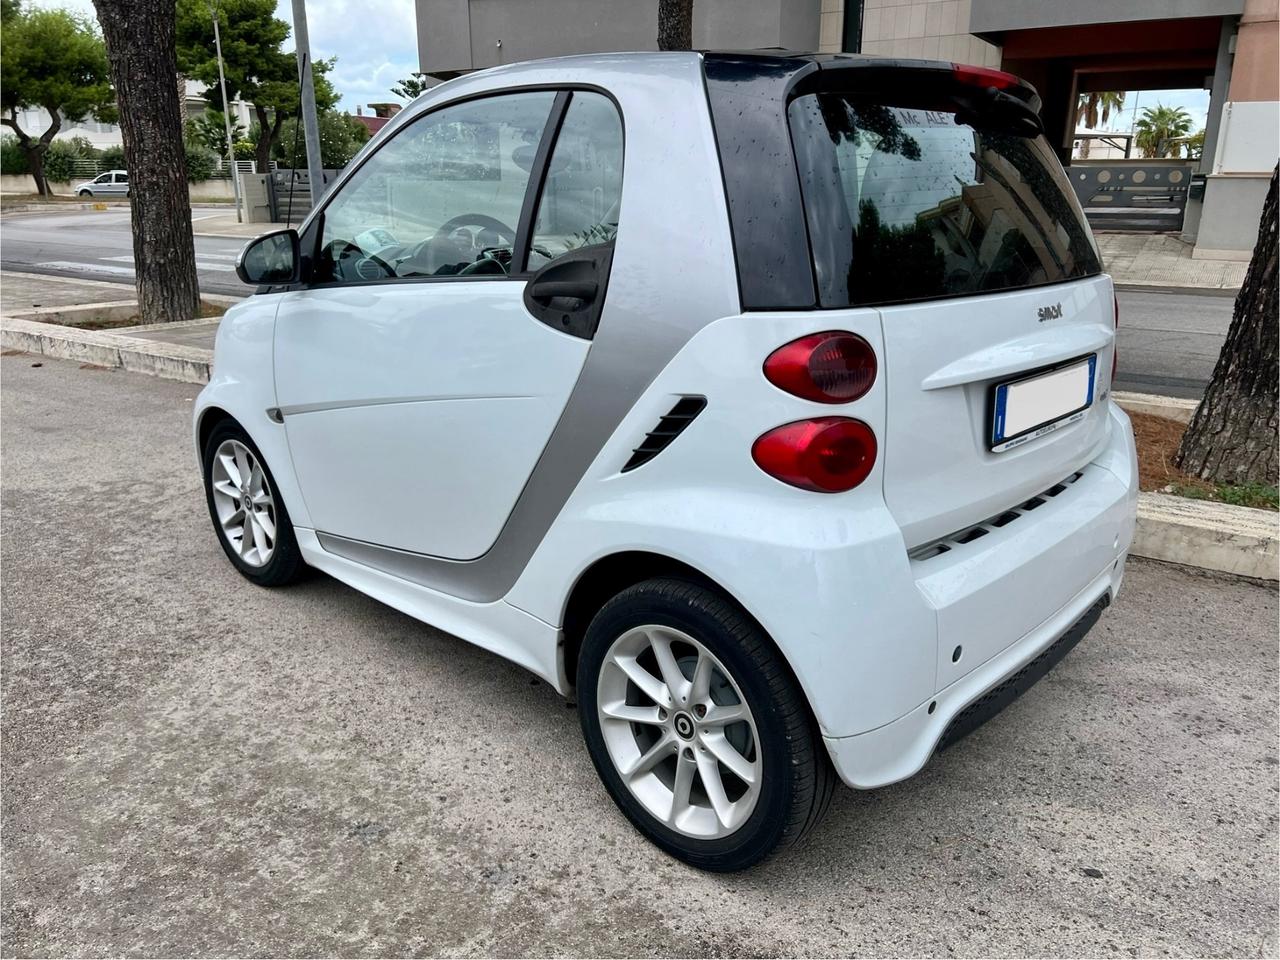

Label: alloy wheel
[209,438,277,567]
[596,624,762,838]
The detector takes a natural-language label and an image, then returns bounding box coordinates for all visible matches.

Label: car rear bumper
[823,559,1121,789]
[821,401,1137,788]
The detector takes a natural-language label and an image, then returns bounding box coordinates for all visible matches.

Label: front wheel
[578,578,834,871]
[78,189,92,197]
[202,420,306,587]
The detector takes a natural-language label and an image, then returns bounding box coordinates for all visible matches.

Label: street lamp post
[290,0,326,203]
[211,3,243,223]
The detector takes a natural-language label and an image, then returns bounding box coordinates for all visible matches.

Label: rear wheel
[578,578,834,871]
[202,420,306,587]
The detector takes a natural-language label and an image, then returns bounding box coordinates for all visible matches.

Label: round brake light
[763,331,877,403]
[751,417,877,493]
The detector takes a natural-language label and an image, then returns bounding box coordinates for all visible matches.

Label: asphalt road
[1113,289,1234,400]
[0,207,249,296]
[2,354,1276,957]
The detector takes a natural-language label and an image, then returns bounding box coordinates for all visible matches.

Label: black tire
[78,190,92,198]
[578,577,835,871]
[202,419,306,587]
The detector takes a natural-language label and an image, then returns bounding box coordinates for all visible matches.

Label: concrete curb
[1133,492,1279,581]
[1,315,211,384]
[1113,390,1199,424]
[1115,282,1239,297]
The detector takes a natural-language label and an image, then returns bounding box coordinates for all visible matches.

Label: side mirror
[236,228,300,286]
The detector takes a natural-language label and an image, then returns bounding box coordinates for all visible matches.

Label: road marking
[98,255,235,273]
[37,260,134,276]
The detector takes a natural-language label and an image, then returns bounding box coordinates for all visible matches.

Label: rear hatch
[786,63,1115,548]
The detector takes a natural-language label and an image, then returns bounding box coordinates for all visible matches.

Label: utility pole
[289,0,325,201]
[211,2,243,222]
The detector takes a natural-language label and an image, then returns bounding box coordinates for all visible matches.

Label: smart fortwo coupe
[198,51,1138,871]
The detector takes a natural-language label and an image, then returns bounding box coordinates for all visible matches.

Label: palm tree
[1075,91,1125,158]
[1134,104,1194,159]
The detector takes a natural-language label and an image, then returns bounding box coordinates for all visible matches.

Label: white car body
[196,52,1137,841]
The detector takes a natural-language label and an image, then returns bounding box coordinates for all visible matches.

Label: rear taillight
[763,331,877,403]
[752,418,877,493]
[1112,293,1120,385]
[951,63,1020,91]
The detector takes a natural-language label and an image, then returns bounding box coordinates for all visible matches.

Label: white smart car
[197,52,1138,871]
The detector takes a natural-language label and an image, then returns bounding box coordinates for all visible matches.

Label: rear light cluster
[754,331,878,493]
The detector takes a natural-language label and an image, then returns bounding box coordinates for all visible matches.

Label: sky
[28,0,1214,131]
[29,0,423,113]
[1091,88,1212,134]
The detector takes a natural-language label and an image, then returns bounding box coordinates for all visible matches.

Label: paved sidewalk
[190,211,288,238]
[0,272,135,314]
[1097,233,1248,291]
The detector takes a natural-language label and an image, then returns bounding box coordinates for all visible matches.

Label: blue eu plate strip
[993,384,1008,443]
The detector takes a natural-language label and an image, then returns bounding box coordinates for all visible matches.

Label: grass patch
[1131,411,1278,511]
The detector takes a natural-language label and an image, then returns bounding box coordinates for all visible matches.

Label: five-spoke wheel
[597,624,761,838]
[210,438,277,567]
[202,419,306,587]
[579,578,834,871]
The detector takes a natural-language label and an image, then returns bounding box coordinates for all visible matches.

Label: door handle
[527,279,598,303]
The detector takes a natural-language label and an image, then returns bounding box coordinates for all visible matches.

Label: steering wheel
[431,213,517,250]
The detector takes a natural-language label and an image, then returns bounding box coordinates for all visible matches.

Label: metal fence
[1068,160,1194,232]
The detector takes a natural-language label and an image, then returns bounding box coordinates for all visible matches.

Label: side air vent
[908,471,1086,562]
[622,397,707,473]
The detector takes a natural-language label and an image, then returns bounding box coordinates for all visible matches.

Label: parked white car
[75,169,129,197]
[196,52,1138,871]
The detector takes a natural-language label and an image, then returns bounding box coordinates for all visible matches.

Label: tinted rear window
[788,93,1101,308]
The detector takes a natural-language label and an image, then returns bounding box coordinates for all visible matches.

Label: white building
[9,77,253,150]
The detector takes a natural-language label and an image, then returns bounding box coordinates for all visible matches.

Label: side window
[315,91,556,285]
[94,174,110,184]
[526,93,623,272]
[115,173,128,184]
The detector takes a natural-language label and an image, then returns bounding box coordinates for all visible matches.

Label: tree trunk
[254,104,282,175]
[3,110,59,196]
[657,0,693,50]
[1175,165,1279,487]
[92,0,201,323]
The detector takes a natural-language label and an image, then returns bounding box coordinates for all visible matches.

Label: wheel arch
[196,404,236,459]
[558,550,817,731]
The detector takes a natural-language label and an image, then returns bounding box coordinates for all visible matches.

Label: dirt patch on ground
[1132,411,1203,493]
[1131,410,1277,510]
[26,301,226,330]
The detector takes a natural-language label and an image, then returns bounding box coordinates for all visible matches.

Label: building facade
[414,0,1279,256]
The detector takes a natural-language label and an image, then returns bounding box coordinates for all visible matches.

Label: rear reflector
[763,331,877,403]
[951,63,1020,91]
[751,417,877,493]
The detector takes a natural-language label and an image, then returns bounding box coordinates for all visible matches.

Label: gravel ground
[2,354,1277,958]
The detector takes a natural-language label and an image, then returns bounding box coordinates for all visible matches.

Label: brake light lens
[763,331,877,403]
[1112,293,1119,385]
[952,63,1020,91]
[752,418,877,493]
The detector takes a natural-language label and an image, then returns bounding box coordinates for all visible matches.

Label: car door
[89,173,111,195]
[113,172,128,196]
[273,89,624,562]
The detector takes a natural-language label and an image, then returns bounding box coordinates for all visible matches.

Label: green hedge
[0,136,28,175]
[0,135,214,183]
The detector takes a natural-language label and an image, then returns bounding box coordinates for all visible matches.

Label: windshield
[788,93,1101,308]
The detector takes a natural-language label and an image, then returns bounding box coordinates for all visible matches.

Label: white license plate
[991,355,1097,453]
